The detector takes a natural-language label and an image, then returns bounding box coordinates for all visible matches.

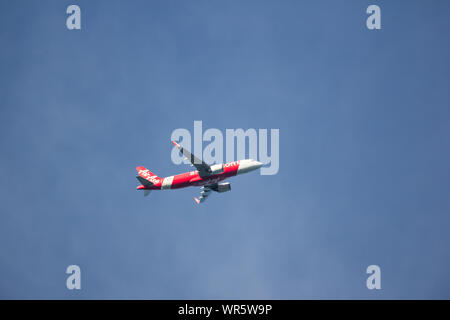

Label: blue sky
[1,0,449,299]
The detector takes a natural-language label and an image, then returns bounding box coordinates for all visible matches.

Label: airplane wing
[172,140,212,176]
[194,184,215,204]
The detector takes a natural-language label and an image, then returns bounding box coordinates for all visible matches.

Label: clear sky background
[1,0,449,299]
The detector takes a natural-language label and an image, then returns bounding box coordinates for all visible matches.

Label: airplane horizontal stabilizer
[136,175,153,187]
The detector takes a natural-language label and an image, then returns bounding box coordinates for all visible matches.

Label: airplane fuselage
[136,159,261,191]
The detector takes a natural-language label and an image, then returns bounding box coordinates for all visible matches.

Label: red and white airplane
[136,141,263,203]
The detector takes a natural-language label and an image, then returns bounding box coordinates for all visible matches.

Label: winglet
[194,197,201,204]
[172,140,180,148]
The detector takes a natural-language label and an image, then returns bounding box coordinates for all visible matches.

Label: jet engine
[211,182,231,193]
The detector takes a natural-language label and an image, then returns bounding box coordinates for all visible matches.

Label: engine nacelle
[210,164,224,175]
[211,182,231,193]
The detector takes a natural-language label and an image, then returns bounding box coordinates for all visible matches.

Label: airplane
[136,141,263,203]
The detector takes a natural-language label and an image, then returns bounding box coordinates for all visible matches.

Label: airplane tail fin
[136,166,161,186]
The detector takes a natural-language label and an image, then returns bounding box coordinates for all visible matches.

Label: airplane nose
[237,159,263,175]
